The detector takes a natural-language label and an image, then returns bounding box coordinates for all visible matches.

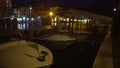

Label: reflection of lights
[55,23,57,26]
[18,14,20,17]
[67,23,69,26]
[70,19,73,21]
[11,15,15,20]
[87,19,90,22]
[18,23,26,29]
[11,17,14,20]
[52,18,54,22]
[52,23,54,25]
[54,17,57,21]
[18,24,21,29]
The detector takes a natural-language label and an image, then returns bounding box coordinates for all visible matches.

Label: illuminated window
[67,18,69,22]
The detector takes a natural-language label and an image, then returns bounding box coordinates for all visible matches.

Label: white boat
[33,34,76,50]
[0,40,53,68]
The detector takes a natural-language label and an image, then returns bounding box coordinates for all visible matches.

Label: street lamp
[49,12,53,25]
[29,7,32,18]
[114,8,117,12]
[28,6,33,38]
[49,12,53,16]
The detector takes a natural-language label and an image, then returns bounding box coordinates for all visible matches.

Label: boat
[33,34,76,50]
[0,40,53,68]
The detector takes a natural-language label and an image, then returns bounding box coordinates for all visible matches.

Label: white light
[17,18,22,21]
[54,17,57,21]
[74,19,77,22]
[11,17,14,20]
[30,7,32,10]
[31,18,34,21]
[83,19,87,22]
[67,18,69,22]
[49,12,53,16]
[114,8,117,11]
[67,23,69,26]
[27,18,29,20]
[63,18,66,21]
[55,23,57,26]
[71,19,73,21]
[22,17,26,21]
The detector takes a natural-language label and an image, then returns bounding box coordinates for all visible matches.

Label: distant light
[114,8,117,11]
[49,12,53,16]
[70,19,73,21]
[55,23,57,26]
[78,19,82,22]
[67,23,69,26]
[63,18,66,21]
[22,17,26,21]
[31,18,34,21]
[54,17,57,21]
[29,7,32,10]
[37,16,41,18]
[60,17,63,20]
[67,18,69,22]
[17,18,22,21]
[74,19,77,22]
[27,18,29,20]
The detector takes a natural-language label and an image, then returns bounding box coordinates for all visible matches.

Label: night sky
[12,0,119,15]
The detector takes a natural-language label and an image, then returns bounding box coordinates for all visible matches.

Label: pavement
[92,34,113,68]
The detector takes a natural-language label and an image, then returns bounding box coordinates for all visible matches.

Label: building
[49,7,112,33]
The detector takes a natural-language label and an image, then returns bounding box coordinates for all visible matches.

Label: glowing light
[114,8,117,11]
[78,19,82,22]
[31,18,34,21]
[27,18,29,20]
[60,17,63,20]
[63,18,66,21]
[29,7,32,10]
[54,17,57,21]
[70,19,73,21]
[17,18,22,22]
[67,18,69,22]
[22,17,26,21]
[67,23,69,26]
[49,12,53,16]
[74,19,77,22]
[55,23,57,26]
[37,16,41,18]
[83,19,87,22]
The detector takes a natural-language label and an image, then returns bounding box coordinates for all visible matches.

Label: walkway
[92,33,113,68]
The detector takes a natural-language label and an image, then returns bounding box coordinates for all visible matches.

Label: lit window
[67,18,69,22]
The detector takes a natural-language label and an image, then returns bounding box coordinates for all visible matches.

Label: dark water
[35,33,105,68]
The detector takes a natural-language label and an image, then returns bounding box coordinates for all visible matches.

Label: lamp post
[49,12,53,25]
[28,6,33,38]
